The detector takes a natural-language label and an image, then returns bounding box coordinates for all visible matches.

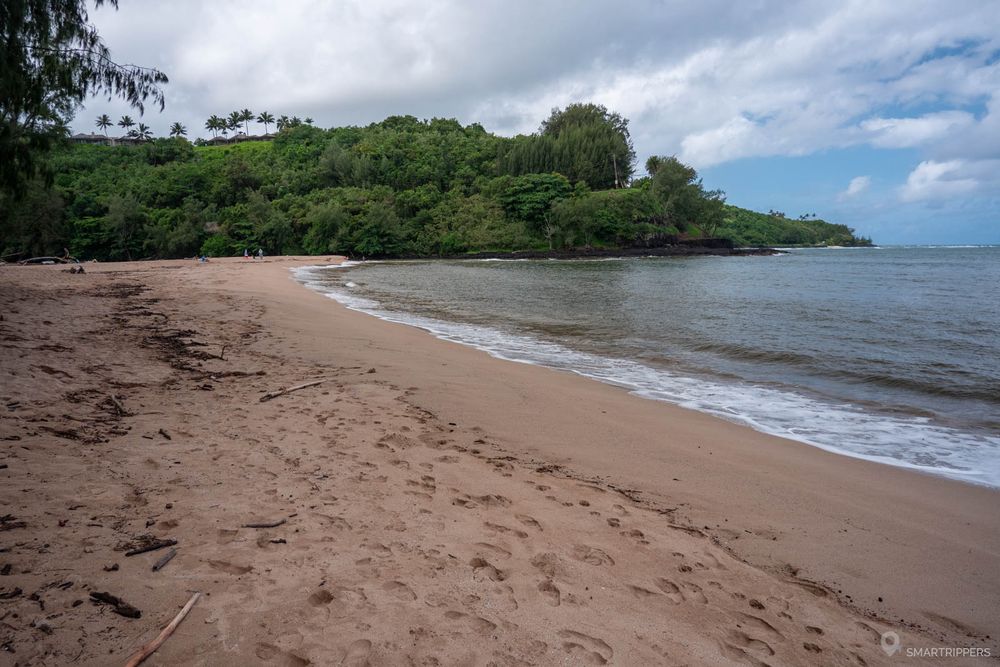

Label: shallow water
[296,247,1000,486]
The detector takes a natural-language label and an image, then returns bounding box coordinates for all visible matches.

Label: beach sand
[0,257,996,665]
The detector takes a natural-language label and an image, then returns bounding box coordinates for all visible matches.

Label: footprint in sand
[530,552,565,578]
[735,612,784,639]
[725,629,775,659]
[515,514,542,531]
[443,610,497,635]
[627,585,659,599]
[340,638,372,667]
[572,545,615,567]
[558,630,613,665]
[309,589,334,606]
[208,560,252,575]
[539,579,561,606]
[254,643,310,666]
[382,580,417,601]
[485,522,528,539]
[216,528,239,544]
[681,582,708,603]
[470,557,507,582]
[473,542,512,560]
[654,578,685,604]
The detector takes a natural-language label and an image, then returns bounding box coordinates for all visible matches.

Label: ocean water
[295,247,1000,487]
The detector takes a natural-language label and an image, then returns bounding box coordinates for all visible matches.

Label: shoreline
[1,257,996,664]
[270,259,999,639]
[296,260,999,490]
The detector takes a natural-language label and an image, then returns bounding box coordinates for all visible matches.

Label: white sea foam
[293,264,1000,488]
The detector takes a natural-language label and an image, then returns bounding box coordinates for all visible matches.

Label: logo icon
[881,631,901,656]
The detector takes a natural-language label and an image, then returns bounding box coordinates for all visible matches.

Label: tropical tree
[276,115,290,131]
[257,111,274,134]
[204,116,220,138]
[0,0,167,198]
[169,122,187,138]
[130,123,153,141]
[95,113,112,136]
[228,111,242,138]
[239,108,254,135]
[304,117,314,125]
[118,115,135,134]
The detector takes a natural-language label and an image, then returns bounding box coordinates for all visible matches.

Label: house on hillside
[70,133,113,145]
[70,133,146,146]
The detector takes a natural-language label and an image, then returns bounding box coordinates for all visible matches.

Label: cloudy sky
[80,0,1000,244]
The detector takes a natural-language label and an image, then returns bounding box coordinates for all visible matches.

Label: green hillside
[1,106,871,260]
[719,205,872,247]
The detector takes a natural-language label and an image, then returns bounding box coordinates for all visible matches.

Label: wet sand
[0,257,996,665]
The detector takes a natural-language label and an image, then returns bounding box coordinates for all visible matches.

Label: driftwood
[123,592,200,667]
[0,515,26,531]
[259,379,326,403]
[158,428,171,440]
[193,369,265,381]
[90,591,141,618]
[242,518,286,529]
[125,539,177,557]
[151,548,177,572]
[109,394,128,416]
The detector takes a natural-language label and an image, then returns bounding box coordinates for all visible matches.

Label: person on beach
[257,248,264,259]
[243,249,249,259]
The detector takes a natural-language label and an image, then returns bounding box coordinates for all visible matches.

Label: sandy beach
[1,257,996,665]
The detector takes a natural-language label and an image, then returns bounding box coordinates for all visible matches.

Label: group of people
[196,248,265,262]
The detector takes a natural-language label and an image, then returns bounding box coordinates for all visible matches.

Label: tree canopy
[0,0,168,197]
[0,109,871,261]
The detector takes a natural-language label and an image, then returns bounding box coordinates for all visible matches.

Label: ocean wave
[293,264,1000,488]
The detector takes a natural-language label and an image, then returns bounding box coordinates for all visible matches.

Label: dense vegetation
[0,105,871,261]
[720,206,872,247]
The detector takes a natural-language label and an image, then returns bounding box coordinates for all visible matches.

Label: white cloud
[860,111,975,149]
[841,176,871,199]
[80,0,1000,205]
[899,160,978,202]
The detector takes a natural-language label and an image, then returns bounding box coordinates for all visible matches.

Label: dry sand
[0,257,996,666]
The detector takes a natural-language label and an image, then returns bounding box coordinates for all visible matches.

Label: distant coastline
[396,239,782,261]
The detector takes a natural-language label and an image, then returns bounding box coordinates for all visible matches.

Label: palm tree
[239,108,254,136]
[169,122,187,138]
[95,114,112,137]
[130,123,153,141]
[304,117,314,125]
[256,111,274,135]
[228,111,242,138]
[118,115,135,135]
[276,115,290,131]
[291,116,302,126]
[204,116,218,138]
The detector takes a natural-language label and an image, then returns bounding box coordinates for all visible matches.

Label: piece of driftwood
[151,548,177,572]
[157,428,171,440]
[259,379,326,403]
[90,591,141,618]
[108,395,128,416]
[0,515,26,531]
[123,592,200,667]
[125,539,177,557]
[242,518,286,529]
